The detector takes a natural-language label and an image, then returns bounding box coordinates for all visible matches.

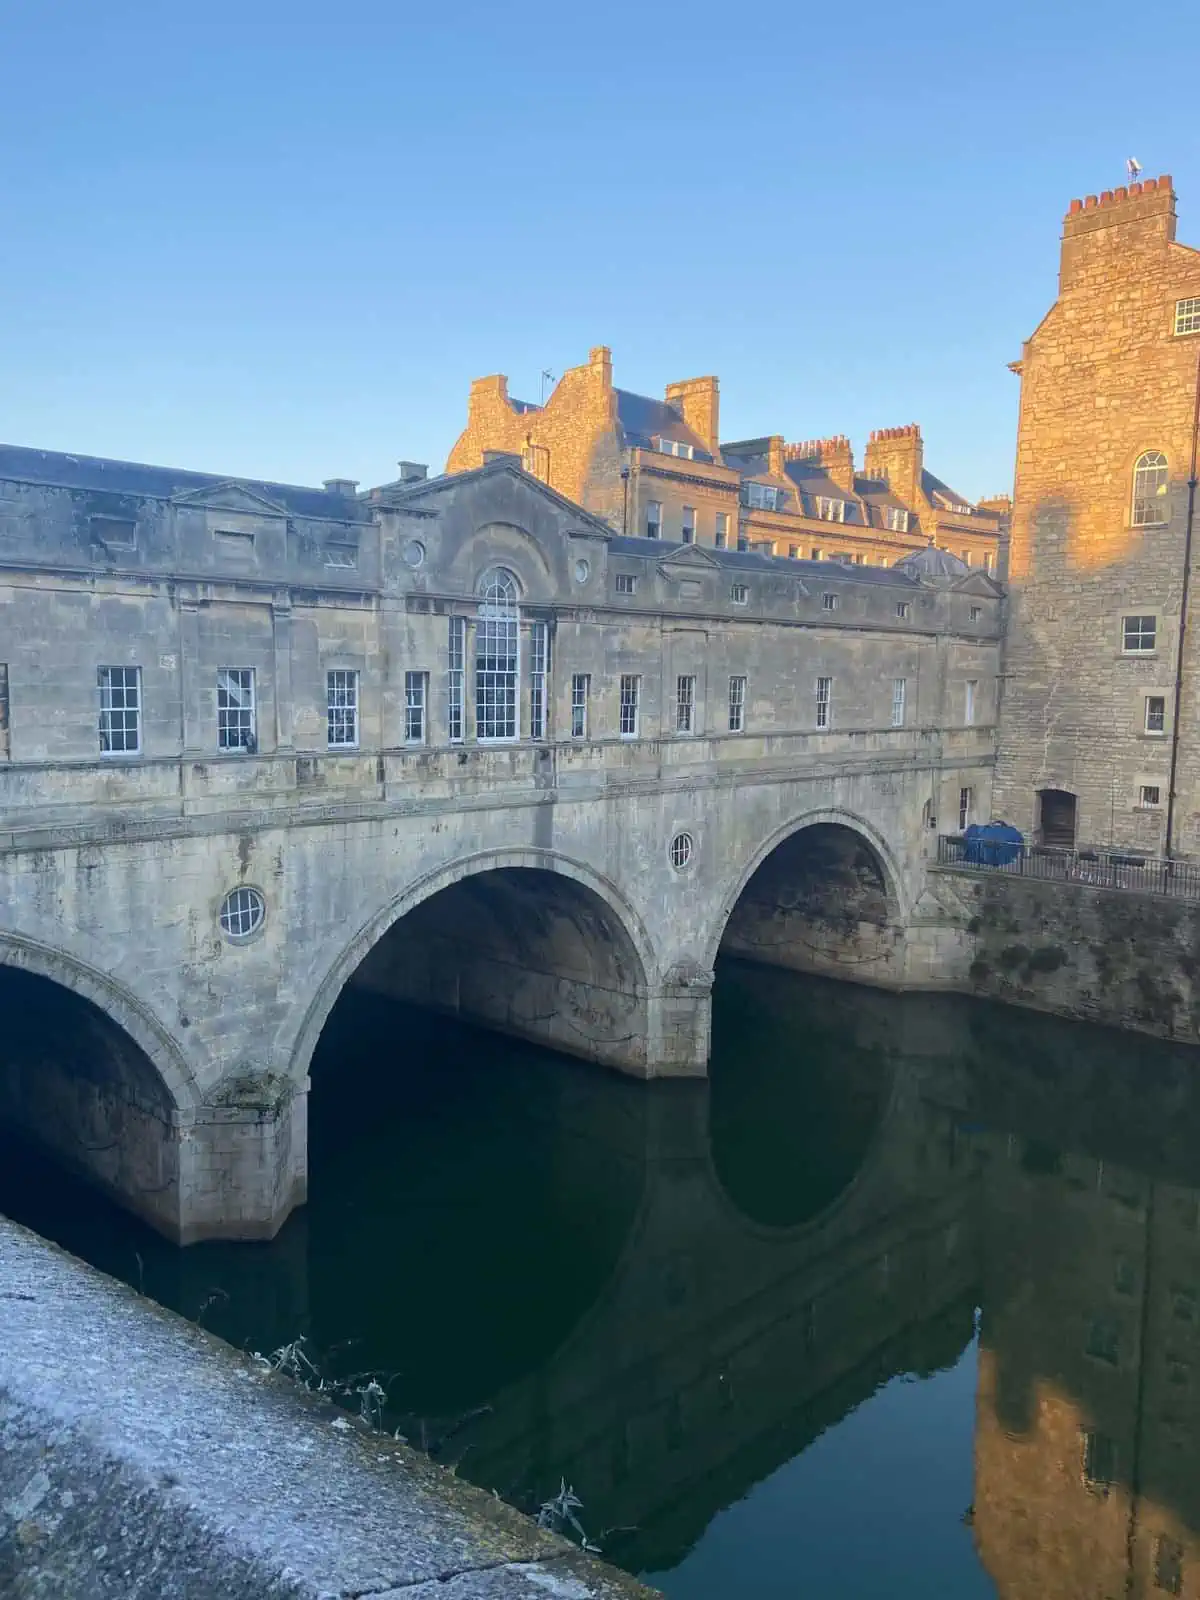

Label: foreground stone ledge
[0,1216,658,1599]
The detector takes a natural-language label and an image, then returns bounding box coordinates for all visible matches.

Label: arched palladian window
[1132,451,1169,527]
[476,568,520,740]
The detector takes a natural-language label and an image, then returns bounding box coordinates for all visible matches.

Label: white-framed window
[855,553,865,565]
[219,885,265,941]
[404,671,427,744]
[891,678,907,727]
[529,621,549,740]
[681,506,696,544]
[1145,694,1167,734]
[217,668,256,752]
[619,674,640,738]
[965,679,978,725]
[1132,451,1169,527]
[815,676,831,729]
[616,572,637,595]
[815,496,846,523]
[736,533,749,552]
[728,675,746,732]
[884,506,909,533]
[982,551,994,573]
[669,831,694,869]
[675,674,695,734]
[746,482,781,511]
[570,673,590,739]
[98,666,141,755]
[520,443,549,482]
[959,786,973,831]
[1139,783,1162,808]
[659,437,696,459]
[731,583,749,605]
[475,569,519,741]
[1123,614,1157,653]
[822,592,839,612]
[326,669,359,748]
[810,546,823,560]
[961,549,972,565]
[788,544,799,559]
[646,500,662,538]
[715,512,730,549]
[970,605,982,623]
[896,601,911,619]
[1175,297,1200,336]
[447,616,465,742]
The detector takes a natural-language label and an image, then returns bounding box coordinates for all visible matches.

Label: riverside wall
[0,1216,657,1600]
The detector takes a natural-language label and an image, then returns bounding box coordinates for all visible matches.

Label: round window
[403,539,426,569]
[219,885,266,941]
[669,832,695,871]
[574,558,590,584]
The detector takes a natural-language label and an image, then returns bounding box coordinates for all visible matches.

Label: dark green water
[6,961,1200,1597]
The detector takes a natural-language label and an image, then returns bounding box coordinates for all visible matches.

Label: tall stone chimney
[1060,175,1176,292]
[863,425,924,507]
[665,375,720,457]
[783,436,855,497]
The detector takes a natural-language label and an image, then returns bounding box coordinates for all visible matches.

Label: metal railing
[936,833,1200,901]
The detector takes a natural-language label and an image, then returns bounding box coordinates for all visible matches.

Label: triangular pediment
[952,569,1003,597]
[381,459,615,539]
[657,543,722,575]
[170,481,289,517]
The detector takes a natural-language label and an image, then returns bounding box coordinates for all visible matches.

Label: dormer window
[884,506,909,533]
[658,438,696,460]
[1175,298,1200,336]
[815,497,847,523]
[746,482,783,511]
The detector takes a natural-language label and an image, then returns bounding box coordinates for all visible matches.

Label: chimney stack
[863,424,924,507]
[664,375,720,457]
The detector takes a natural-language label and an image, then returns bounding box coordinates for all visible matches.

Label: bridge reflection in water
[5,965,1200,1596]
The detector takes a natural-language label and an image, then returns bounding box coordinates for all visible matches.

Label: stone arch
[703,806,909,974]
[289,847,658,1088]
[0,930,198,1110]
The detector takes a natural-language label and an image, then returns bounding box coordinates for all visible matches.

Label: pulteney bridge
[0,444,1000,1241]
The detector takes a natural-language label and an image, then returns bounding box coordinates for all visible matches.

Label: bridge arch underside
[336,867,654,1077]
[720,822,902,987]
[0,964,186,1242]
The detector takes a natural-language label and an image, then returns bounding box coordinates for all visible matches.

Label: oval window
[669,832,695,871]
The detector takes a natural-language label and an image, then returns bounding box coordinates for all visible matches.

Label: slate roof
[893,545,970,580]
[607,534,918,584]
[921,469,977,514]
[0,444,374,523]
[615,391,711,459]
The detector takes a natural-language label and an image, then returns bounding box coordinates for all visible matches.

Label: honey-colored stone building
[993,175,1200,853]
[446,346,1006,570]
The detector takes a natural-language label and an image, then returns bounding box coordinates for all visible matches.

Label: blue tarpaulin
[963,821,1024,866]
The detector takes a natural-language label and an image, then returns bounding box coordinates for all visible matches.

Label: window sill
[1129,521,1169,531]
[1119,651,1158,659]
[1139,731,1168,739]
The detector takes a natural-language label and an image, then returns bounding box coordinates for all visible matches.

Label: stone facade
[994,175,1200,854]
[0,442,1000,1241]
[446,346,1007,570]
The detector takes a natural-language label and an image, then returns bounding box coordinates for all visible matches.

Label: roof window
[658,438,696,459]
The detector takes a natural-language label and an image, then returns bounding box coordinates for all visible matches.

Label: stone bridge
[0,446,999,1241]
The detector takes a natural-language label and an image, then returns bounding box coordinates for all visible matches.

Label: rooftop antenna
[1127,156,1143,182]
[540,368,554,403]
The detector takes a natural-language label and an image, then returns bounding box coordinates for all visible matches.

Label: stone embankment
[0,1216,658,1599]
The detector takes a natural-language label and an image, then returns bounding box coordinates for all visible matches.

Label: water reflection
[6,960,1200,1594]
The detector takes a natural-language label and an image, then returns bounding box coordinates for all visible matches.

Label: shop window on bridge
[475,569,519,741]
[1038,788,1077,849]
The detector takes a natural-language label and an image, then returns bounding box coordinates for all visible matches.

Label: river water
[5,960,1200,1598]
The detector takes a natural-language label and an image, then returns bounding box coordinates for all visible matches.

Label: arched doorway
[715,819,901,985]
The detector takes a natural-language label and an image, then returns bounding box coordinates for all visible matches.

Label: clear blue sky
[2,0,1196,501]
